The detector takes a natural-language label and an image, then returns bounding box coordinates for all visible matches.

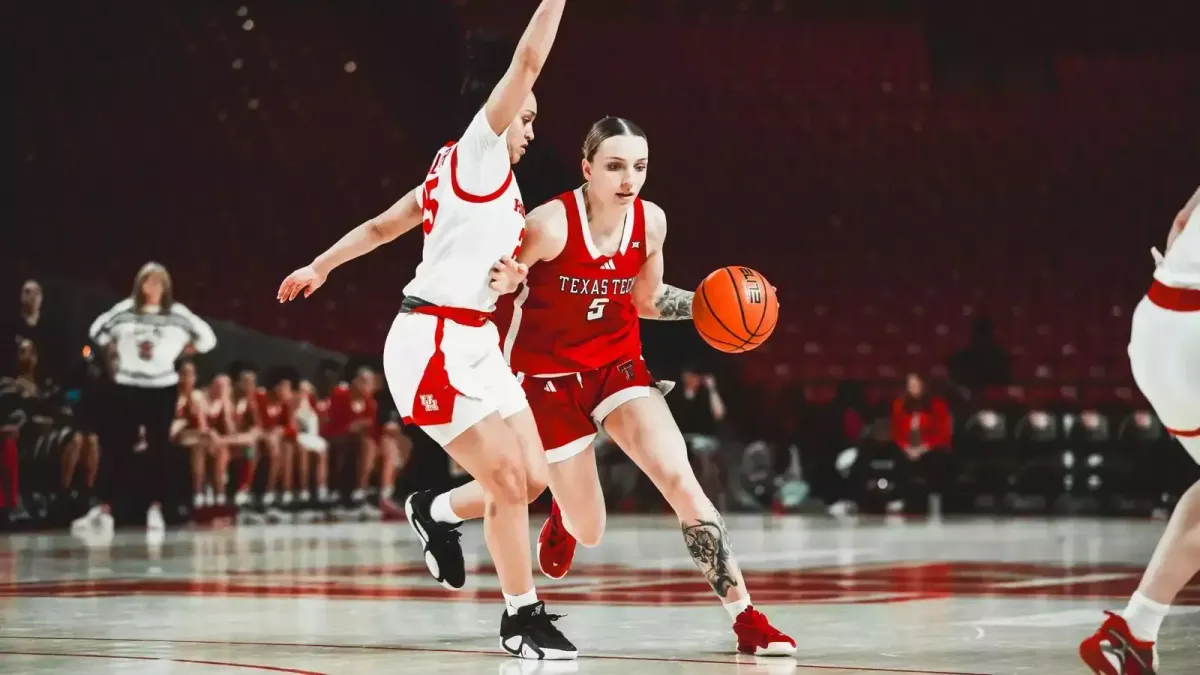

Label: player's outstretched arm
[482,0,566,135]
[632,202,694,320]
[277,187,423,302]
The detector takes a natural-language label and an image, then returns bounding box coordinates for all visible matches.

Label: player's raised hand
[277,265,327,302]
[489,256,528,294]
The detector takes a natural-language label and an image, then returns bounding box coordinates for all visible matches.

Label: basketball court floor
[1,515,1197,674]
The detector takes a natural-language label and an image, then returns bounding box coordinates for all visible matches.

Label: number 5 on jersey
[587,298,609,321]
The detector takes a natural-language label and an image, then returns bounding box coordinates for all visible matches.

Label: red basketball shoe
[537,499,576,580]
[1079,611,1158,674]
[733,606,796,656]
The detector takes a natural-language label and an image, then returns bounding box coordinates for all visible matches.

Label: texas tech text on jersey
[556,276,637,296]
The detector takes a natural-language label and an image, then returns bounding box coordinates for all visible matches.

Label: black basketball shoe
[404,490,465,590]
[499,601,578,660]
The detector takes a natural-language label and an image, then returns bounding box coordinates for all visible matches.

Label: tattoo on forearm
[682,518,738,598]
[654,285,693,320]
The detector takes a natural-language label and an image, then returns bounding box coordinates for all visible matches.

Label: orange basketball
[691,266,778,353]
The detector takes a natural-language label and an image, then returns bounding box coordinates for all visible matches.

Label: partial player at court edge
[1079,185,1200,675]
[403,117,796,656]
[276,0,578,661]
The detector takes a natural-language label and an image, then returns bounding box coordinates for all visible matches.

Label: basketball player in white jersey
[277,0,577,660]
[1079,186,1200,675]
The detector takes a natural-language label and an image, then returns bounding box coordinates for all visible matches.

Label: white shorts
[1128,295,1200,462]
[383,312,527,447]
[296,433,328,454]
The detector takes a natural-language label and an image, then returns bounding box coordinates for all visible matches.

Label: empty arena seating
[12,2,1200,391]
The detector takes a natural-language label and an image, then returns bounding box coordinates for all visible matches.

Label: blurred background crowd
[6,0,1199,532]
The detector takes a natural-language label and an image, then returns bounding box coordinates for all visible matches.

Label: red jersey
[324,383,377,436]
[175,390,202,429]
[494,188,647,375]
[205,397,232,435]
[257,389,295,435]
[234,394,258,432]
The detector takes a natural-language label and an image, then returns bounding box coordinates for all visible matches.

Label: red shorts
[517,358,656,464]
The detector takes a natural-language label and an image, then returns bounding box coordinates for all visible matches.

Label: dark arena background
[4,1,1200,673]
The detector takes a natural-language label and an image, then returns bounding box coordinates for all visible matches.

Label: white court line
[966,606,1200,628]
[990,572,1136,589]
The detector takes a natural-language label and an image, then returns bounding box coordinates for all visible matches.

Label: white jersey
[1154,205,1200,289]
[88,298,217,388]
[403,109,526,312]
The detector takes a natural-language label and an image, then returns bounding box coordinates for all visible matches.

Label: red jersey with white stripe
[494,188,647,375]
[403,109,527,313]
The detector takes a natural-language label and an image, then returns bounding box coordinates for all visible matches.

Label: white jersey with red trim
[403,109,527,313]
[1155,205,1200,289]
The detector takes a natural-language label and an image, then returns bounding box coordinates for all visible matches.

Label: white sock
[504,588,539,616]
[381,485,394,500]
[429,492,463,524]
[724,596,752,620]
[1123,591,1169,642]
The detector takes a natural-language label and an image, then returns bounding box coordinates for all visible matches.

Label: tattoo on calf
[682,518,738,597]
[654,285,693,320]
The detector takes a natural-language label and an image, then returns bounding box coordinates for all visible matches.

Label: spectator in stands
[889,372,956,511]
[231,362,264,508]
[948,317,1012,390]
[668,365,728,500]
[72,262,217,533]
[1,339,80,526]
[198,373,235,509]
[62,347,108,512]
[3,280,63,380]
[258,367,299,519]
[827,419,907,516]
[294,379,330,511]
[172,360,224,511]
[326,366,380,517]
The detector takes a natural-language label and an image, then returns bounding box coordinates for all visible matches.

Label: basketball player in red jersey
[277,0,577,659]
[408,117,796,657]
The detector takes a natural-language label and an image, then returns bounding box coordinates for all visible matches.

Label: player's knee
[63,432,82,453]
[485,454,528,505]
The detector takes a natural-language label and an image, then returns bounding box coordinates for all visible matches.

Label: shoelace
[530,609,568,638]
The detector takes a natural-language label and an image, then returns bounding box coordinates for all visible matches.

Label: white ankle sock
[504,588,539,616]
[1123,591,1169,642]
[429,492,463,524]
[724,596,752,620]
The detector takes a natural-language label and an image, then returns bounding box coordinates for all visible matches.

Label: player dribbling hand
[489,256,528,293]
[277,265,328,302]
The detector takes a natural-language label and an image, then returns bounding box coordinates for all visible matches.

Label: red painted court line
[0,650,327,674]
[0,636,990,675]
